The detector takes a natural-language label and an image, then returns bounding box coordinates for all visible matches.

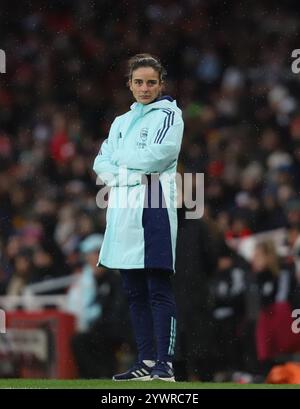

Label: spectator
[6,249,33,295]
[252,241,300,376]
[67,234,130,378]
[209,242,248,379]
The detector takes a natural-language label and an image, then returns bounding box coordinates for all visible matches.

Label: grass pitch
[0,379,299,389]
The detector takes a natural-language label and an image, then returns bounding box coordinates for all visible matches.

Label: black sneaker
[151,361,175,382]
[112,362,152,381]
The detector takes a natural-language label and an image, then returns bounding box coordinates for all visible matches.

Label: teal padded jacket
[93,96,184,271]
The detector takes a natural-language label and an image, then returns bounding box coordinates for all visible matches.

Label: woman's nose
[141,83,149,91]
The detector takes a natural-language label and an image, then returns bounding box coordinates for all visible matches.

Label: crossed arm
[93,118,183,186]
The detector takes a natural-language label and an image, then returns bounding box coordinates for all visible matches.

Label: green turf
[0,379,299,389]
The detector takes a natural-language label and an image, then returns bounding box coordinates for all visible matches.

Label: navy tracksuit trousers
[120,268,176,363]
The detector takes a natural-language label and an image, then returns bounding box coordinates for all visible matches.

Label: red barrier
[3,310,77,379]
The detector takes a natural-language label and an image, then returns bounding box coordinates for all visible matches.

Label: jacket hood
[130,95,182,116]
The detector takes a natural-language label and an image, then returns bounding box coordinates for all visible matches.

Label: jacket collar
[130,95,181,116]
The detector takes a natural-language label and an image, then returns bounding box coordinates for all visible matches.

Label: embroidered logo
[140,128,148,141]
[137,128,148,149]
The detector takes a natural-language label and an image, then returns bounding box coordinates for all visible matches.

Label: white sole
[151,375,175,382]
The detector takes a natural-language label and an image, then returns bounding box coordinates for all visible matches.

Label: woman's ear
[128,79,132,91]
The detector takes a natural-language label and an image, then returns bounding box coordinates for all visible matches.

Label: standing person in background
[67,234,128,378]
[93,54,184,381]
[66,234,104,333]
[209,242,248,380]
[252,241,300,376]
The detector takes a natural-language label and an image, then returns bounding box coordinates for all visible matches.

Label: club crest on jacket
[137,128,148,148]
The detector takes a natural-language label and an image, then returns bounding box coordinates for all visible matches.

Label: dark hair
[127,53,167,83]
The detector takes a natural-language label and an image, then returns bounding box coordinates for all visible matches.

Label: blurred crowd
[1,0,300,381]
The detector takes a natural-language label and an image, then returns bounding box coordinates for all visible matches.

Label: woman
[252,241,300,375]
[93,53,184,381]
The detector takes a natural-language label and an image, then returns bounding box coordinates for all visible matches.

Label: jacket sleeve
[110,116,184,174]
[93,118,142,186]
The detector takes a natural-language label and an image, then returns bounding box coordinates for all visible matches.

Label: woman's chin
[138,96,153,104]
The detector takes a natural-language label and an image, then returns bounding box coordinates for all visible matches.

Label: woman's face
[129,67,162,104]
[252,247,268,272]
